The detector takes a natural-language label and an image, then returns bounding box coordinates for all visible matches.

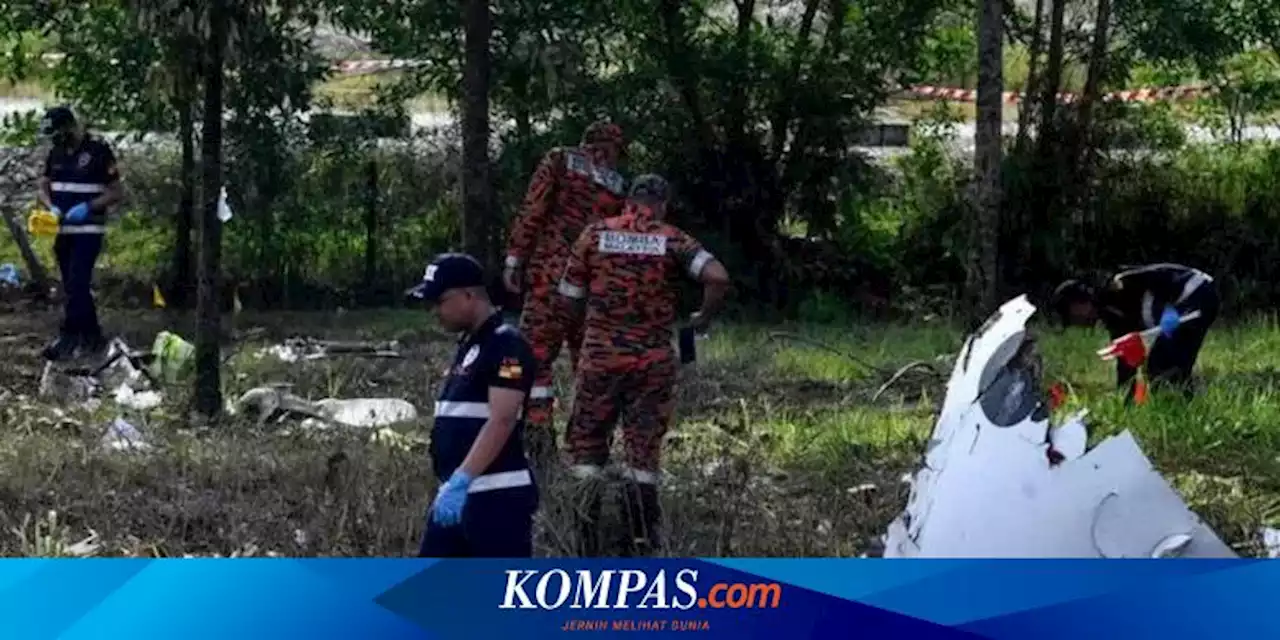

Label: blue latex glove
[65,202,90,223]
[430,468,474,526]
[1159,306,1180,338]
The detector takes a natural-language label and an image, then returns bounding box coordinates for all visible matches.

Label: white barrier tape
[899,84,1218,104]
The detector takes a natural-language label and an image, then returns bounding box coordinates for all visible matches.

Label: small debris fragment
[0,263,19,286]
[101,417,151,452]
[1261,527,1280,558]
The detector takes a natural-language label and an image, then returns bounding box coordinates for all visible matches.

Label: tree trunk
[1070,0,1112,272]
[195,0,227,419]
[972,0,1003,316]
[461,0,495,267]
[1015,0,1045,151]
[363,158,378,298]
[1076,0,1113,156]
[172,77,196,311]
[658,0,716,152]
[512,76,534,173]
[1,206,50,294]
[1037,0,1067,157]
[769,0,821,164]
[727,0,755,148]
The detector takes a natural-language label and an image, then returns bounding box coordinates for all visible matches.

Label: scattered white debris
[259,344,302,363]
[38,361,99,404]
[65,531,101,557]
[883,295,1235,559]
[113,385,162,411]
[1261,527,1280,558]
[314,397,419,428]
[254,338,403,363]
[101,417,151,452]
[235,386,419,429]
[0,263,19,286]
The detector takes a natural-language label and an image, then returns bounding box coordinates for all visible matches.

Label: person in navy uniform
[1053,263,1220,400]
[408,253,540,557]
[35,105,124,361]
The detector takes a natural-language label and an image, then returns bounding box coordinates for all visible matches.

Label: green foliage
[1190,50,1280,140]
[1101,101,1188,150]
[30,134,463,304]
[0,109,40,146]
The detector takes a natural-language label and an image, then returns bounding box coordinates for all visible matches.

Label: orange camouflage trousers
[564,349,678,484]
[519,278,584,444]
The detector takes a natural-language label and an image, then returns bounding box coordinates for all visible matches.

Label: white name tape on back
[599,231,667,256]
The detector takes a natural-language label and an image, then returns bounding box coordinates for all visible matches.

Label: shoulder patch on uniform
[566,150,590,175]
[592,166,625,195]
[497,356,524,380]
[598,231,667,256]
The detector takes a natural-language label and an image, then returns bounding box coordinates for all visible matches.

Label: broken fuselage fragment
[883,295,1234,558]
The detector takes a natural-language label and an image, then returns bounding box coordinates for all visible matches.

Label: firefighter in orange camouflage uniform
[503,120,629,466]
[555,174,731,556]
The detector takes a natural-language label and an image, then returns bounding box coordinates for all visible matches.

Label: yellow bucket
[27,209,59,237]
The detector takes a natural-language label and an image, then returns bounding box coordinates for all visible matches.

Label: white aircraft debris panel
[883,295,1236,558]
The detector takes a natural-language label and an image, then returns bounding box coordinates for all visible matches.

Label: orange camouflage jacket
[505,147,627,293]
[556,204,716,361]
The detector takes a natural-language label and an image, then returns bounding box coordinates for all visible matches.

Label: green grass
[1,300,1276,557]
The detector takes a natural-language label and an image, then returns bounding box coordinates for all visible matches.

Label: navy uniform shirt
[1096,263,1214,337]
[43,135,120,231]
[431,312,538,484]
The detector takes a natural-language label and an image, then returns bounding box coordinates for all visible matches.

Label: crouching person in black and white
[1053,263,1220,400]
[408,253,540,557]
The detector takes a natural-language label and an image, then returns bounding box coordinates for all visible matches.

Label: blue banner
[1,558,1273,638]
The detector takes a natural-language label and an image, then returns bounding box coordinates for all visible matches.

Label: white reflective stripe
[689,250,714,279]
[1176,272,1211,305]
[557,279,585,299]
[469,469,533,493]
[1141,291,1156,328]
[619,466,660,485]
[434,401,490,419]
[530,386,554,400]
[57,225,106,235]
[50,181,105,194]
[569,464,604,479]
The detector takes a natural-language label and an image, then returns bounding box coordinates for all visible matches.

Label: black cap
[406,253,486,303]
[39,105,76,136]
[629,173,670,203]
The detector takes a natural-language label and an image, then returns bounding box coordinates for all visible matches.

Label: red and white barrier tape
[28,53,1224,103]
[330,59,428,74]
[902,84,1217,103]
